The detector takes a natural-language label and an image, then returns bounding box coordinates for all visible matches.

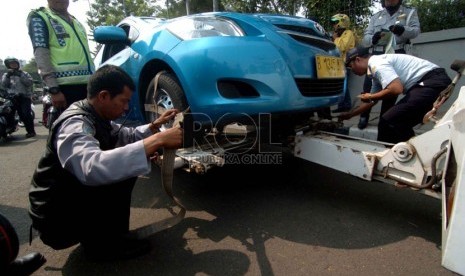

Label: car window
[127,25,140,41]
[101,25,131,63]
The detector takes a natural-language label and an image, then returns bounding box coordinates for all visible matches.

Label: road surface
[0,107,456,275]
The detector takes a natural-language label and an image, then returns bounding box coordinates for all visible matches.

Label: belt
[134,71,187,239]
[419,68,446,82]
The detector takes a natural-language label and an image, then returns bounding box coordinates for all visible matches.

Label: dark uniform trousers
[15,94,35,134]
[377,68,451,143]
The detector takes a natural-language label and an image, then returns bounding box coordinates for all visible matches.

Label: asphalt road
[0,106,457,276]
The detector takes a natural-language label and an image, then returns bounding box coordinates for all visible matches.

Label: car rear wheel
[145,72,188,129]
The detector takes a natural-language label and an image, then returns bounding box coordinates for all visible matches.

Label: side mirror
[94,26,130,45]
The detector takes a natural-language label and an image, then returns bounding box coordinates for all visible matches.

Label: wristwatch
[48,87,61,95]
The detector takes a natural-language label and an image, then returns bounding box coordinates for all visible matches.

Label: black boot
[358,116,369,129]
[7,252,46,276]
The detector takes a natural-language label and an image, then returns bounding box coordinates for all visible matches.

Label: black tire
[0,124,6,142]
[145,72,188,127]
[0,213,19,272]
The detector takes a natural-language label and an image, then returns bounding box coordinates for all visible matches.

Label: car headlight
[167,16,244,40]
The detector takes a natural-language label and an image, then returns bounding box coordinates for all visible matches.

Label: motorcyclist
[1,57,36,138]
[330,13,356,113]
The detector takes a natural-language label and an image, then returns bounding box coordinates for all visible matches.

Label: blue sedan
[94,12,347,136]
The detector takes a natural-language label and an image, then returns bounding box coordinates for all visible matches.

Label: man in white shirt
[338,46,451,143]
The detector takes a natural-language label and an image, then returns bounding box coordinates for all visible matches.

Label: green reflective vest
[35,8,94,85]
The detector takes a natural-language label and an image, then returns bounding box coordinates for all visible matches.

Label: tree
[219,0,380,40]
[86,0,379,32]
[409,0,465,32]
[86,0,162,31]
[303,0,378,29]
[158,0,224,18]
[85,0,465,37]
[22,58,41,83]
[220,0,297,13]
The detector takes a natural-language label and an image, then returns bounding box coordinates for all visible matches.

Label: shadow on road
[158,153,442,249]
[5,150,442,275]
[55,153,443,275]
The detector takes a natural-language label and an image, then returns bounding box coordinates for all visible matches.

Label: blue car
[94,12,347,138]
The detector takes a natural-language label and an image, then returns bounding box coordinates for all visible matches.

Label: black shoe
[83,236,151,261]
[358,117,369,129]
[7,252,46,276]
[25,132,36,138]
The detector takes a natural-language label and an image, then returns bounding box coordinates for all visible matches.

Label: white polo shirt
[368,54,438,93]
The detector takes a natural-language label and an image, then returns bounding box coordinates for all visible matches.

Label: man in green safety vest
[27,0,94,110]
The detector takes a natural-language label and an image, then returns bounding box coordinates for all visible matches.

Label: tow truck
[156,60,465,275]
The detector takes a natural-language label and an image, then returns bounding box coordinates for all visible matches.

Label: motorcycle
[0,90,19,142]
[41,90,60,129]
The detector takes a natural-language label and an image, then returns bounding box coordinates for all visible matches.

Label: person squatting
[29,65,183,261]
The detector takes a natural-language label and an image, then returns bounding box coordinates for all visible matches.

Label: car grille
[295,78,344,97]
[275,24,336,51]
[289,34,336,51]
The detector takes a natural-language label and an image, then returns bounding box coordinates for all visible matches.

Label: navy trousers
[15,94,35,134]
[377,68,452,143]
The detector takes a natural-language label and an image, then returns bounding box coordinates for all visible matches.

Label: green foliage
[408,0,465,32]
[218,0,380,42]
[86,0,161,31]
[85,0,465,35]
[86,0,380,33]
[22,58,41,83]
[158,0,224,18]
[305,0,378,29]
[220,0,298,13]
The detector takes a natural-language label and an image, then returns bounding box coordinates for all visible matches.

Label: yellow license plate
[315,55,345,79]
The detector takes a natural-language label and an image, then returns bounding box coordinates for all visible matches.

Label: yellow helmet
[331,14,350,29]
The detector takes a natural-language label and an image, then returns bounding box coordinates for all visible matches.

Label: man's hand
[6,69,14,77]
[158,127,183,149]
[51,92,67,109]
[357,93,374,103]
[143,126,183,156]
[152,109,179,128]
[389,24,405,36]
[372,31,383,45]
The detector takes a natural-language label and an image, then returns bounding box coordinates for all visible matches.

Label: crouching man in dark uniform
[338,46,451,144]
[29,65,183,261]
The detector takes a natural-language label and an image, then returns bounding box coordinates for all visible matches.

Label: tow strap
[135,71,187,238]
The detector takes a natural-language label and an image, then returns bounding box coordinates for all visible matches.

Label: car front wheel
[145,72,188,129]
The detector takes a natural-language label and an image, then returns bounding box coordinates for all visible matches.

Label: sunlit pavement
[0,105,454,275]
